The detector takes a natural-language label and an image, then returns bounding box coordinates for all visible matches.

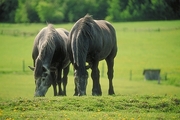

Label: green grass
[1,95,180,120]
[0,74,180,99]
[0,74,180,119]
[0,20,180,119]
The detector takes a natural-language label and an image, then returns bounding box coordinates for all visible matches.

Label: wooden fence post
[130,70,132,80]
[22,60,25,72]
[165,73,167,80]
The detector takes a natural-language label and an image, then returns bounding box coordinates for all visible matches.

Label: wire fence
[0,59,179,87]
[0,29,38,37]
[1,26,180,37]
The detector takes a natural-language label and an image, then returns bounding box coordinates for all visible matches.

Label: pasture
[0,20,180,119]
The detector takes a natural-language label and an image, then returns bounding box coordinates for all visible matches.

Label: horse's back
[56,28,69,37]
[69,16,117,62]
[95,20,116,43]
[32,25,69,66]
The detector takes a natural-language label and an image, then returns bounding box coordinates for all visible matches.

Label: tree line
[0,0,180,23]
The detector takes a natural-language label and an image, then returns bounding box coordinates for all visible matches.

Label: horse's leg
[105,57,115,95]
[72,66,78,96]
[91,61,102,96]
[51,72,57,96]
[74,86,78,96]
[62,65,70,96]
[56,68,63,96]
[73,71,78,96]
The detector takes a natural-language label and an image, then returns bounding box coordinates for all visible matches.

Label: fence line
[1,26,180,37]
[0,29,38,37]
[118,26,180,32]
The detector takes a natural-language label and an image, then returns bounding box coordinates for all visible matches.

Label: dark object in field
[68,14,118,96]
[28,24,70,97]
[143,69,161,83]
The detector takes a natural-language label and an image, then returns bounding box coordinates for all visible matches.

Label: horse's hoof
[58,91,66,96]
[73,93,78,96]
[108,91,115,95]
[92,92,102,96]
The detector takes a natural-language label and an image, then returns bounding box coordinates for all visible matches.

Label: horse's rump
[69,14,117,96]
[69,14,117,66]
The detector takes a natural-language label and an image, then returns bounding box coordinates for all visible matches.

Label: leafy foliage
[0,0,18,22]
[0,0,180,23]
[15,0,29,23]
[107,0,177,21]
[36,1,64,23]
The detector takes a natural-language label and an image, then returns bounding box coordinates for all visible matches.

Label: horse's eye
[42,78,45,81]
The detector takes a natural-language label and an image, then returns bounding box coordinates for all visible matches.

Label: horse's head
[28,59,53,97]
[74,63,89,96]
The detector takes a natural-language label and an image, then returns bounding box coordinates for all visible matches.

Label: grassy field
[0,20,180,119]
[0,21,180,81]
[0,75,180,119]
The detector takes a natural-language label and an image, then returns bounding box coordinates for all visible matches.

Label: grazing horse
[68,14,117,96]
[28,24,70,97]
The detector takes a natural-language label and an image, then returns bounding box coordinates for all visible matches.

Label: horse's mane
[78,14,95,38]
[39,24,56,60]
[73,14,96,69]
[79,14,93,29]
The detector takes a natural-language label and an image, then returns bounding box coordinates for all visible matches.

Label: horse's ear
[28,66,35,71]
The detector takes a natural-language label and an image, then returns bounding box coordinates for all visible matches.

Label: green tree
[92,0,109,20]
[65,0,93,22]
[140,0,154,20]
[165,0,180,19]
[151,0,174,20]
[106,0,121,21]
[15,0,29,23]
[26,0,39,23]
[0,0,18,22]
[36,0,64,23]
[63,0,107,22]
[15,0,39,23]
[2,0,180,23]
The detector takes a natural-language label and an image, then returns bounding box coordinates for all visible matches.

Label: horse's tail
[71,15,94,71]
[71,34,78,68]
[71,31,88,72]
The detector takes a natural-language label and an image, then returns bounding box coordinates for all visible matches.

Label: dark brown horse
[29,24,70,97]
[68,14,117,96]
